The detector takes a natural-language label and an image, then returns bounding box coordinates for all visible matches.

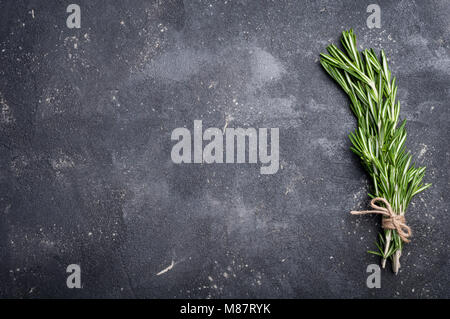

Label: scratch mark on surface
[418,143,428,159]
[156,260,175,276]
[222,114,233,134]
[223,118,229,134]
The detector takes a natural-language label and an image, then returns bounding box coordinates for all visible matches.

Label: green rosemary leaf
[368,250,383,257]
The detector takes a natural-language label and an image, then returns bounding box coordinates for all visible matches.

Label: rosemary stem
[393,249,402,274]
[381,230,392,268]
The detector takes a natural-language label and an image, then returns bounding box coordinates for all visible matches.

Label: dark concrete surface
[0,0,449,298]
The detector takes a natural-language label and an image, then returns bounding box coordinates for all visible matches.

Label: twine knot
[351,197,412,243]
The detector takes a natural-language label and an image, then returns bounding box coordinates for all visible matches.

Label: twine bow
[351,197,412,243]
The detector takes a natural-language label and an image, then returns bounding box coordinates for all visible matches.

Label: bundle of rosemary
[320,30,431,273]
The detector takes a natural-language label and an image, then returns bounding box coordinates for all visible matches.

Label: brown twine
[351,197,412,243]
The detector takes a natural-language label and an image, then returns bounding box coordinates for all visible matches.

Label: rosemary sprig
[320,30,431,273]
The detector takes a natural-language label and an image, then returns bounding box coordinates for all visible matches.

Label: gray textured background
[0,0,449,298]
